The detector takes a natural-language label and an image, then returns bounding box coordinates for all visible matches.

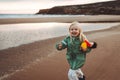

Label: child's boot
[78,75,85,80]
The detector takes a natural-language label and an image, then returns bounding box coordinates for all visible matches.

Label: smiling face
[69,25,80,37]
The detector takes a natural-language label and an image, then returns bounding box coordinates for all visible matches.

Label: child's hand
[90,42,97,49]
[81,47,87,52]
[58,43,62,50]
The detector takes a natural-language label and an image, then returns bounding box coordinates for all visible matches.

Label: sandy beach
[0,21,120,80]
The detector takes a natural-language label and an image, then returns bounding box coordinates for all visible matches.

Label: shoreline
[0,24,120,80]
[0,15,120,24]
[0,22,120,50]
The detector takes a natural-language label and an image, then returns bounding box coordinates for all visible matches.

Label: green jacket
[56,36,91,70]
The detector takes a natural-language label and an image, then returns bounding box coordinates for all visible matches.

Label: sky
[0,0,114,14]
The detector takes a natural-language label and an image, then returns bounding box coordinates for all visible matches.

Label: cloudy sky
[0,0,113,14]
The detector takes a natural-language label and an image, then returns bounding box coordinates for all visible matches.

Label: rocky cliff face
[36,1,120,15]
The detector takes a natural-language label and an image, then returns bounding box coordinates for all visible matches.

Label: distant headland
[36,1,120,15]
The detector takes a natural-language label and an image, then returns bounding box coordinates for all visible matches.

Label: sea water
[0,14,84,18]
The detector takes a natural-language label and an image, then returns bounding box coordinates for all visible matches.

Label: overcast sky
[0,0,114,14]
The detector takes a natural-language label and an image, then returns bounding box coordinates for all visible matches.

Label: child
[56,21,97,80]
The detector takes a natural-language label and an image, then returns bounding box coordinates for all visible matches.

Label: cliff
[36,1,120,15]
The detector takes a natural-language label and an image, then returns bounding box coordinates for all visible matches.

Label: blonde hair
[69,21,87,43]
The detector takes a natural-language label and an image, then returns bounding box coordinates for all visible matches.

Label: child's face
[69,26,80,37]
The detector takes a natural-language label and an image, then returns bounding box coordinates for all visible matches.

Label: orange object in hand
[81,42,87,50]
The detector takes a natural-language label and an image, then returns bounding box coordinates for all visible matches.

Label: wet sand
[0,25,120,80]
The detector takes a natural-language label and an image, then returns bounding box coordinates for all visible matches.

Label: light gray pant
[68,68,84,80]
